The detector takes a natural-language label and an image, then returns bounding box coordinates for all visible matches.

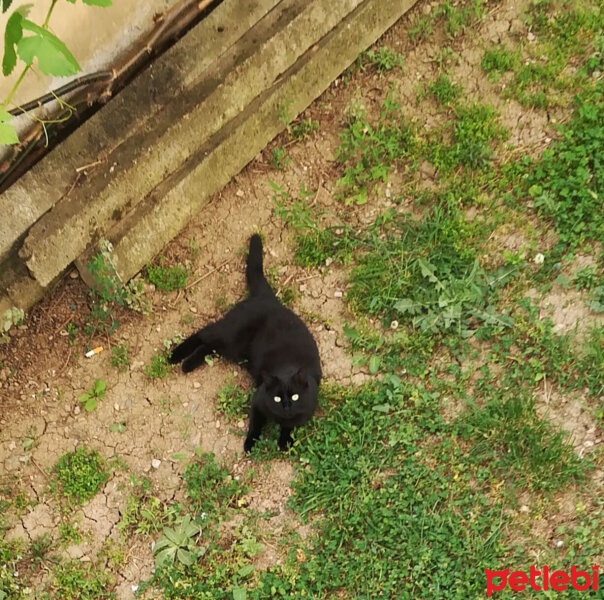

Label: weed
[577,326,604,397]
[183,452,248,516]
[51,446,109,505]
[336,99,416,203]
[269,146,290,169]
[216,384,250,420]
[289,118,319,140]
[0,539,25,600]
[66,322,78,346]
[86,242,149,334]
[361,46,404,74]
[425,73,462,105]
[145,350,173,379]
[523,84,603,247]
[153,514,203,568]
[146,257,188,291]
[77,378,106,412]
[30,533,53,565]
[58,522,81,545]
[427,103,507,172]
[110,343,130,371]
[481,45,519,77]
[50,560,114,600]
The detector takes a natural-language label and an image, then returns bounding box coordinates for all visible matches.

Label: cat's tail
[246,234,274,297]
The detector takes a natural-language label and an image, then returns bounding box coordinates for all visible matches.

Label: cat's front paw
[243,437,256,453]
[278,434,293,451]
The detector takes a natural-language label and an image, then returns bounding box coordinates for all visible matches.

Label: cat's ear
[293,368,308,387]
[261,370,276,387]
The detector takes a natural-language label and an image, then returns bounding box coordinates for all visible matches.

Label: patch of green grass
[481,45,519,76]
[336,98,417,203]
[51,447,109,506]
[216,384,250,420]
[145,350,173,379]
[269,146,290,169]
[427,103,507,172]
[183,452,249,517]
[455,392,587,490]
[522,83,603,247]
[425,73,462,105]
[577,326,604,397]
[289,118,319,141]
[58,522,82,546]
[86,244,149,335]
[0,539,26,600]
[49,560,115,600]
[110,343,130,371]
[146,257,188,291]
[360,46,404,74]
[272,182,359,266]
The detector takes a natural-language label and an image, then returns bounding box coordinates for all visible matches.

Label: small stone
[80,555,91,562]
[299,284,308,292]
[215,420,220,429]
[190,306,197,313]
[114,403,120,411]
[236,189,245,198]
[325,257,334,267]
[555,540,563,548]
[237,420,245,429]
[69,271,78,279]
[527,32,536,42]
[73,406,81,415]
[519,505,529,513]
[131,585,139,593]
[125,398,132,408]
[334,290,343,298]
[8,441,16,451]
[193,382,201,389]
[151,459,161,469]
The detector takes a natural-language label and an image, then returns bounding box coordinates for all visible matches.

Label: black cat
[168,234,322,452]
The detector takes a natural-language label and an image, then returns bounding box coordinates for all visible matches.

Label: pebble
[334,290,343,298]
[114,403,120,411]
[527,32,536,42]
[299,284,308,292]
[74,406,81,416]
[8,441,16,451]
[519,505,529,513]
[325,257,333,267]
[125,398,132,409]
[237,420,245,429]
[69,271,78,279]
[193,382,201,389]
[215,420,221,429]
[555,540,563,548]
[151,459,161,469]
[236,190,245,198]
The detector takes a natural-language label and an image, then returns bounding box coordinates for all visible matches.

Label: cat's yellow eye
[274,396,281,403]
[292,394,299,401]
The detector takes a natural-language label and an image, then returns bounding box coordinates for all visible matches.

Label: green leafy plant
[49,559,114,600]
[145,350,173,379]
[110,343,130,370]
[361,46,404,74]
[77,378,106,412]
[153,514,203,568]
[269,146,290,169]
[289,118,319,140]
[86,241,150,334]
[425,73,462,104]
[52,446,109,505]
[184,452,248,515]
[1,0,112,145]
[146,257,188,291]
[216,384,250,420]
[1,306,24,343]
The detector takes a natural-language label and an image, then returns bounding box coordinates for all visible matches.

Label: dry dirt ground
[1,0,602,597]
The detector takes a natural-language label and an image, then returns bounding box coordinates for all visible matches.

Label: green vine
[0,0,112,146]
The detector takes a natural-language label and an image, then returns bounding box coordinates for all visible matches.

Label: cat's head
[259,367,318,421]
